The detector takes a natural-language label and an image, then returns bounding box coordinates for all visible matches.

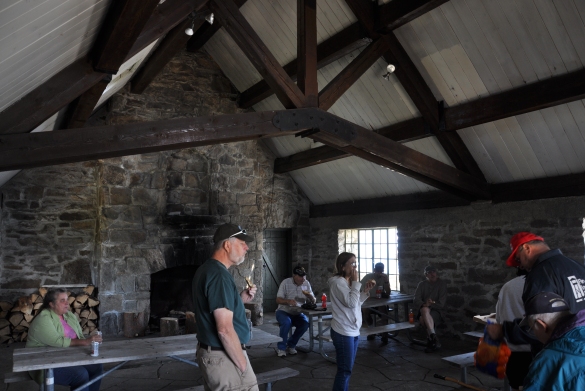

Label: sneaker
[277,349,286,357]
[286,347,297,355]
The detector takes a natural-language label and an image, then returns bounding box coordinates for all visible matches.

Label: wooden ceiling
[1,0,585,217]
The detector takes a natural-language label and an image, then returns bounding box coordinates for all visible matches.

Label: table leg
[44,368,54,391]
[318,316,335,363]
[71,361,128,391]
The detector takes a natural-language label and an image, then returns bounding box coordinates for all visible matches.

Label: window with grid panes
[339,228,399,291]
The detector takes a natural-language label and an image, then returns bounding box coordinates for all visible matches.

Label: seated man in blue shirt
[275,266,315,357]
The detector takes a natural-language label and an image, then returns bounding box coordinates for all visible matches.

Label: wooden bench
[3,371,33,384]
[359,322,414,338]
[442,352,510,391]
[181,367,300,391]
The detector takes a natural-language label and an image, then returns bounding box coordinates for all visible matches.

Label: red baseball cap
[506,232,544,267]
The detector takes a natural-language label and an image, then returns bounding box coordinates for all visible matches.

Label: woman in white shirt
[328,252,375,391]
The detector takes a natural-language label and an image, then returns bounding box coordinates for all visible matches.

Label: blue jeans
[54,364,103,391]
[275,310,309,351]
[331,329,359,391]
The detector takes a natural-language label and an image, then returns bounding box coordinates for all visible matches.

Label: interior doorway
[262,229,292,312]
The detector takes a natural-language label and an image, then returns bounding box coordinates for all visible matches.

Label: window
[339,228,400,291]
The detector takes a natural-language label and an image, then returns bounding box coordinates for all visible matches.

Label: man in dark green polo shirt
[192,223,258,390]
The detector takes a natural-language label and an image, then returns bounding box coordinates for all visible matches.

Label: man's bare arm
[213,308,247,372]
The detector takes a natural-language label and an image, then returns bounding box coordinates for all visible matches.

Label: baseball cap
[424,265,437,274]
[374,262,384,272]
[519,292,570,327]
[213,224,254,243]
[506,232,544,267]
[293,266,306,276]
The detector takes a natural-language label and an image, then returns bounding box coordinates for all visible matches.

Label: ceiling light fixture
[382,64,395,80]
[185,12,215,35]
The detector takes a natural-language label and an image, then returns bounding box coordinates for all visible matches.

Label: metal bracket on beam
[295,128,320,138]
[273,110,356,142]
[438,100,445,131]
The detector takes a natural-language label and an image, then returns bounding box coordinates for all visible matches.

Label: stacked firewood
[0,285,99,344]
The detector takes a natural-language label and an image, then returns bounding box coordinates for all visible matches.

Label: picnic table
[12,328,281,391]
[362,291,415,325]
[297,291,415,363]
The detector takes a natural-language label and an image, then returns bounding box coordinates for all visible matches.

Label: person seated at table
[413,265,447,353]
[519,292,585,390]
[360,262,391,342]
[275,265,316,357]
[26,288,103,391]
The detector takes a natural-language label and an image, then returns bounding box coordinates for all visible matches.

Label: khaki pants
[196,346,259,391]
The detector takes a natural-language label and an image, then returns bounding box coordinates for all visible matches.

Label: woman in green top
[27,288,103,391]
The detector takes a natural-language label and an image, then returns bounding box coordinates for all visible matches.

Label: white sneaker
[286,347,297,355]
[277,349,286,357]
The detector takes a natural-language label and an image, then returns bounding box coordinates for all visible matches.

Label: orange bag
[474,328,512,379]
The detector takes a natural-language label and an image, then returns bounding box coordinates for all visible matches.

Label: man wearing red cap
[487,231,585,348]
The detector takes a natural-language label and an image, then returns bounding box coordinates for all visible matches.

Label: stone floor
[1,313,503,391]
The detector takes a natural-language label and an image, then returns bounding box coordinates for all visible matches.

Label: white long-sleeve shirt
[328,276,369,336]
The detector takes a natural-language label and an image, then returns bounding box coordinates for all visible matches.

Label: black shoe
[381,334,389,344]
[367,334,375,341]
[424,334,438,353]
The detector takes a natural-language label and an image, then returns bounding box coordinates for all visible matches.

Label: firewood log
[87,297,100,307]
[0,301,13,312]
[0,335,11,344]
[13,297,33,315]
[87,320,96,329]
[82,326,90,335]
[73,300,83,309]
[76,294,88,305]
[83,285,95,296]
[74,312,81,321]
[24,314,34,323]
[160,317,179,337]
[0,324,10,335]
[38,287,48,298]
[0,311,7,319]
[33,303,42,310]
[14,325,26,333]
[33,295,43,304]
[20,331,27,342]
[20,319,30,328]
[88,309,98,320]
[185,311,197,334]
[0,319,9,329]
[30,293,39,304]
[80,309,90,319]
[80,318,88,328]
[9,313,23,327]
[68,295,76,305]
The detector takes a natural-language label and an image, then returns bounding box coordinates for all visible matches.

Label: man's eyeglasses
[229,227,247,238]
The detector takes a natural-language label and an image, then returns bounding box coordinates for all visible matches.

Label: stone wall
[310,196,585,336]
[0,50,312,335]
[0,164,99,299]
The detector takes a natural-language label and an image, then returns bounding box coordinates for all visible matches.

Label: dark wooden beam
[343,0,378,38]
[125,0,209,63]
[297,0,318,107]
[186,0,247,53]
[210,0,305,109]
[131,18,205,94]
[318,38,389,111]
[238,22,368,109]
[491,172,585,204]
[0,111,298,172]
[274,109,490,200]
[0,60,106,135]
[92,0,161,74]
[274,117,429,173]
[378,0,450,32]
[0,0,206,136]
[310,191,469,218]
[445,68,585,131]
[63,76,112,129]
[312,171,585,217]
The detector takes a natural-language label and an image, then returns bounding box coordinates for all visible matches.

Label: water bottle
[408,308,414,324]
[376,286,382,299]
[321,293,327,309]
